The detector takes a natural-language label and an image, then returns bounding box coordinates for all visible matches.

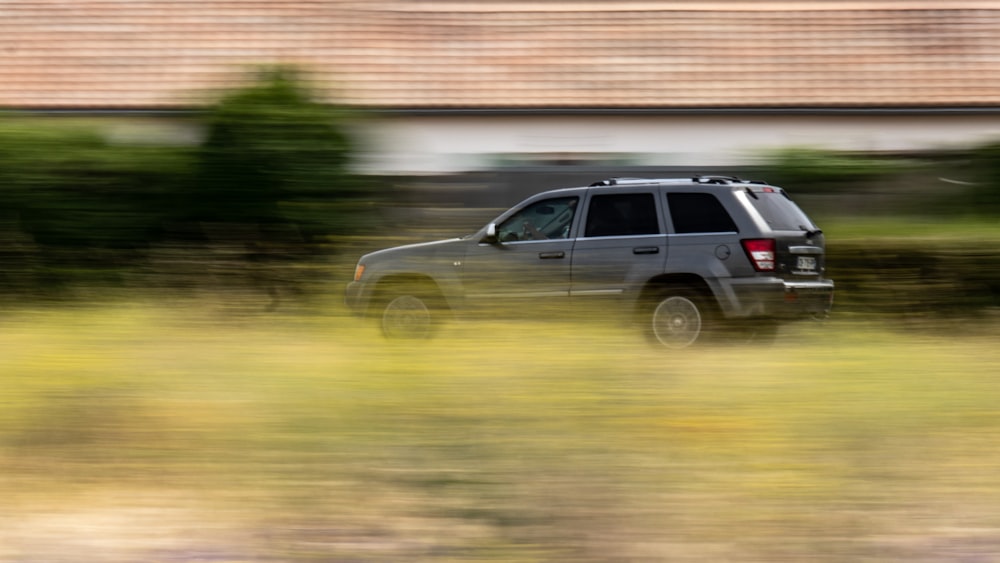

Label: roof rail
[692,175,768,185]
[589,177,650,186]
[589,176,770,187]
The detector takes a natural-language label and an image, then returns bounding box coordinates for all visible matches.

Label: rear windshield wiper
[799,225,823,238]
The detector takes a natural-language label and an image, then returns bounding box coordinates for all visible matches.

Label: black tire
[648,288,716,348]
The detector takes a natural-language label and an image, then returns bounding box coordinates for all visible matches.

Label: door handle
[633,247,659,255]
[539,251,565,259]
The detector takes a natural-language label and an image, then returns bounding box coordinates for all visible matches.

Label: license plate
[796,256,817,271]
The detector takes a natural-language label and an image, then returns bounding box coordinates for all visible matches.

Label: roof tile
[1,1,999,109]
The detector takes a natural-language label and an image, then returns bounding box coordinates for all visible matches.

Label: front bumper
[344,281,369,317]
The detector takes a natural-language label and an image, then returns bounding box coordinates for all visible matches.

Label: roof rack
[589,177,649,186]
[691,175,768,185]
[590,176,769,187]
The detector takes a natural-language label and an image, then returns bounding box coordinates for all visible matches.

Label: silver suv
[345,176,834,347]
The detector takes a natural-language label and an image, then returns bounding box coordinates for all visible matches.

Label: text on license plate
[796,256,817,270]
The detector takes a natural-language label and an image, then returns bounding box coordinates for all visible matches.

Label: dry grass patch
[2,301,1000,561]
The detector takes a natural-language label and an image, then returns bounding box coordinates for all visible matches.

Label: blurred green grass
[821,214,1000,243]
[2,301,1000,561]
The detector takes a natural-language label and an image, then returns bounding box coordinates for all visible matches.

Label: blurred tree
[184,66,375,247]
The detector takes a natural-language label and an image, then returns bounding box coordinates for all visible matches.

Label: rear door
[570,190,666,301]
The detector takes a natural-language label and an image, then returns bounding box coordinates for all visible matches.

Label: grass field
[2,298,1000,561]
[818,214,1000,243]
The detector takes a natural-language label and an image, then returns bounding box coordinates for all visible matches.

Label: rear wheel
[379,288,438,339]
[649,289,715,348]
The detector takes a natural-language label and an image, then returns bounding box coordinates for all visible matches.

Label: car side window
[497,196,578,242]
[584,193,660,238]
[667,192,739,234]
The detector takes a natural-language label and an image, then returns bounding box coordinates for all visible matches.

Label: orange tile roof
[1,1,999,110]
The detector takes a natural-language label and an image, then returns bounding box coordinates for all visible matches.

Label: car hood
[360,237,467,273]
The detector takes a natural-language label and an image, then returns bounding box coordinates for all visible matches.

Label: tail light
[741,239,776,272]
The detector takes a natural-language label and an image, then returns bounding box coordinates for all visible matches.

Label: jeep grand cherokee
[346,176,834,347]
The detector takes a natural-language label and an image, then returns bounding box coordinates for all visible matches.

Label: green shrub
[967,142,1000,213]
[761,147,904,192]
[185,66,377,244]
[0,122,190,249]
[0,67,377,296]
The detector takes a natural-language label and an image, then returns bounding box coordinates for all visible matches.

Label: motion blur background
[2,1,1000,561]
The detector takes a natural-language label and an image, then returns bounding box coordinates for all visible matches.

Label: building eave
[360,105,1000,117]
[9,104,1000,118]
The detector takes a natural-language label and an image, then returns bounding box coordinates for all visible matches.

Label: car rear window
[667,192,738,234]
[745,189,817,231]
[585,193,660,237]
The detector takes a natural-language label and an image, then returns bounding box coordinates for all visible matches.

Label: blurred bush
[182,66,376,243]
[968,142,1000,213]
[828,240,1000,318]
[0,67,378,299]
[0,123,188,249]
[760,146,906,193]
[0,122,192,294]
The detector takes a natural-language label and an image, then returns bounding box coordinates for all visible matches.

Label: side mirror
[481,223,499,244]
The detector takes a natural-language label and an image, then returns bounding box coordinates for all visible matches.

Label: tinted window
[746,190,817,231]
[584,193,660,237]
[667,192,738,234]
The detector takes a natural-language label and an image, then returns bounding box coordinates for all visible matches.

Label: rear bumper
[725,278,834,319]
[779,281,835,318]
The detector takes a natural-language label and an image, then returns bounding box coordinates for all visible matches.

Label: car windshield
[747,190,818,231]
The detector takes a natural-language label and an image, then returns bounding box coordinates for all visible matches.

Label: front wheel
[381,293,434,339]
[649,291,714,348]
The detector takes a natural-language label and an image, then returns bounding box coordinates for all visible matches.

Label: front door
[461,195,579,313]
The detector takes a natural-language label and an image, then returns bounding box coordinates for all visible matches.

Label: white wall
[355,113,1000,174]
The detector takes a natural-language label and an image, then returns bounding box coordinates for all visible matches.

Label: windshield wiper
[799,225,823,238]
